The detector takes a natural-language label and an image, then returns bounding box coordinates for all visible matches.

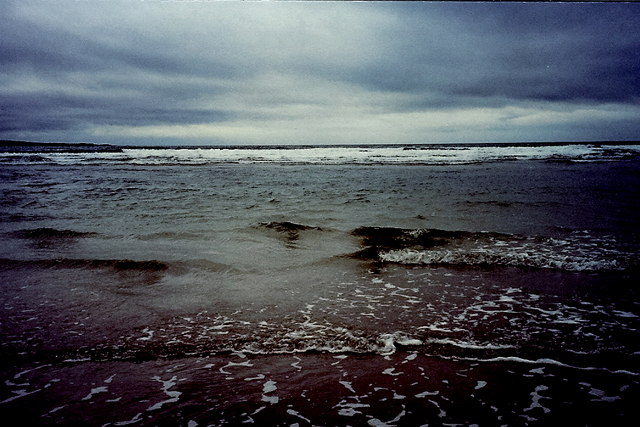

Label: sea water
[0,143,639,425]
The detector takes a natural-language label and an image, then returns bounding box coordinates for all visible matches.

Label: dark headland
[0,140,122,153]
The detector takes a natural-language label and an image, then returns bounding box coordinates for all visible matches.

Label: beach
[1,143,639,425]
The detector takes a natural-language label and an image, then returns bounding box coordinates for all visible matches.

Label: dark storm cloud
[0,91,230,131]
[1,1,639,144]
[1,1,241,79]
[1,4,235,136]
[350,2,640,106]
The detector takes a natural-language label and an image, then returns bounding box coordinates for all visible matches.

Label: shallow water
[1,144,639,425]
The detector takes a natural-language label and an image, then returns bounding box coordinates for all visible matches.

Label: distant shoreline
[0,140,107,147]
[0,140,122,153]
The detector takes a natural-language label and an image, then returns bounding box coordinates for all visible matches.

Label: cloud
[351,2,640,105]
[1,1,639,145]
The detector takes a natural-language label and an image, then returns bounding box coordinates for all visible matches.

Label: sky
[1,1,639,146]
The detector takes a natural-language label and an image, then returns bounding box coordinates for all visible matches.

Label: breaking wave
[2,143,639,166]
[350,227,637,272]
[2,316,429,364]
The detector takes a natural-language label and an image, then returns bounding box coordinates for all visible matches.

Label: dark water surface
[1,145,639,425]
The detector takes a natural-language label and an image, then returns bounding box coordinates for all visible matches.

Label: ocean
[1,143,639,425]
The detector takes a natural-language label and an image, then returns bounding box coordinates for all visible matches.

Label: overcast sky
[2,1,639,145]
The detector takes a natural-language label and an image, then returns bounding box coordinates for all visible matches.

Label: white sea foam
[415,390,439,398]
[6,144,638,166]
[367,418,390,427]
[82,386,108,401]
[382,368,402,377]
[147,376,181,411]
[219,360,253,375]
[428,399,447,418]
[244,374,266,382]
[336,402,370,417]
[377,332,423,355]
[287,409,311,423]
[612,310,637,318]
[387,407,407,423]
[524,385,550,414]
[0,387,42,404]
[14,365,49,379]
[44,405,66,415]
[137,327,154,341]
[262,394,279,404]
[339,380,357,394]
[461,356,640,376]
[427,338,514,350]
[588,387,622,402]
[379,233,630,271]
[114,413,143,426]
[262,380,279,404]
[262,380,277,394]
[404,353,418,362]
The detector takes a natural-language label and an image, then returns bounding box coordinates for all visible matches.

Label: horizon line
[3,139,640,149]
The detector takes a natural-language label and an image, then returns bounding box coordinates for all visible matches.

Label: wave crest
[350,227,635,272]
[0,258,168,272]
[3,144,638,166]
[12,228,97,239]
